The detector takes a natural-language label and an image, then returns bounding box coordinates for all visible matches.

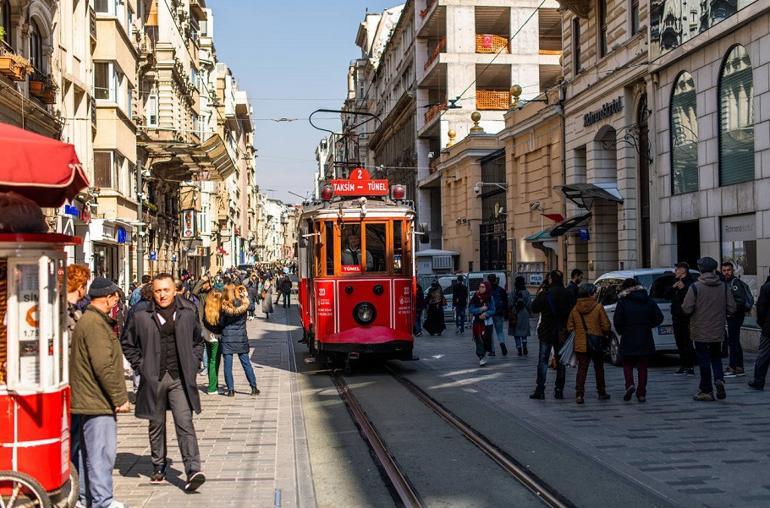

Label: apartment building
[649,0,769,294]
[559,0,648,280]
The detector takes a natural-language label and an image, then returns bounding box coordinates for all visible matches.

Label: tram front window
[365,223,386,272]
[341,224,373,272]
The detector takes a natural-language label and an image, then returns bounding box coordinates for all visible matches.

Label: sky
[211,0,399,205]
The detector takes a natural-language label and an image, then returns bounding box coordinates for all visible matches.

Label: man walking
[567,269,583,301]
[749,270,770,390]
[721,261,753,377]
[452,275,468,334]
[71,277,130,508]
[488,274,509,356]
[121,273,206,491]
[682,257,736,401]
[280,274,292,308]
[666,262,696,375]
[530,270,575,400]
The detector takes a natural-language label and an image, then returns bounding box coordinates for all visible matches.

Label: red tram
[297,170,416,367]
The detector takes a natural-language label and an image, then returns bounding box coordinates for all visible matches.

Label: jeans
[695,341,724,394]
[726,314,745,369]
[73,414,117,508]
[672,318,695,369]
[514,336,528,350]
[623,356,649,397]
[492,316,506,346]
[206,339,222,393]
[283,292,291,308]
[751,334,770,387]
[224,352,257,390]
[149,373,201,476]
[455,305,467,332]
[414,310,423,335]
[535,341,565,392]
[575,351,606,397]
[474,325,492,359]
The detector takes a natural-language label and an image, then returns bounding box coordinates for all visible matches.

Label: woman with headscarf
[423,280,447,336]
[508,275,532,356]
[470,281,496,366]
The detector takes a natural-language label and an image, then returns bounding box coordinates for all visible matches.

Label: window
[393,220,403,273]
[630,0,640,35]
[29,19,43,72]
[671,72,699,194]
[341,224,368,272]
[146,93,158,126]
[94,62,110,99]
[94,0,109,13]
[365,223,386,272]
[94,151,114,188]
[93,151,129,194]
[324,221,334,276]
[572,18,581,74]
[719,45,754,186]
[598,0,608,57]
[721,215,757,281]
[1,0,12,49]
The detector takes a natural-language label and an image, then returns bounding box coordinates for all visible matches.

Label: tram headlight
[353,302,377,325]
[321,184,334,201]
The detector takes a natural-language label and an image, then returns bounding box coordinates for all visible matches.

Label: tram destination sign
[583,97,623,127]
[331,167,388,196]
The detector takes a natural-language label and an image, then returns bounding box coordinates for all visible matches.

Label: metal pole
[136,162,144,282]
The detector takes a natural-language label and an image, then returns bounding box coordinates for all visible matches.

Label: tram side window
[365,223,386,273]
[393,221,403,273]
[324,221,334,276]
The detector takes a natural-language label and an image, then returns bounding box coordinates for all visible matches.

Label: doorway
[637,94,651,267]
[676,221,700,268]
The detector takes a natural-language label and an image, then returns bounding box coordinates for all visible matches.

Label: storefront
[87,219,134,291]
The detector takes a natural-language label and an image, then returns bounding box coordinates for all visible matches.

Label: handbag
[579,308,604,354]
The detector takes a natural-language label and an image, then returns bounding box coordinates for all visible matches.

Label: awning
[0,123,89,207]
[559,183,623,209]
[138,133,236,182]
[550,213,592,237]
[146,0,158,26]
[524,228,553,242]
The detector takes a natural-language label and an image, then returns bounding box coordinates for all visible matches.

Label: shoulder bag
[579,307,605,354]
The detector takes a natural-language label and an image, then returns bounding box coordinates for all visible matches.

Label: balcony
[417,1,445,39]
[475,90,510,111]
[424,37,445,71]
[90,7,97,45]
[0,41,33,82]
[429,157,440,174]
[475,34,509,54]
[90,97,97,129]
[424,102,446,124]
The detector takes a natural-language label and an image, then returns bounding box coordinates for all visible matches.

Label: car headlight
[354,302,376,325]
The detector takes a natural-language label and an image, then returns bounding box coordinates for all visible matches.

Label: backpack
[730,278,754,312]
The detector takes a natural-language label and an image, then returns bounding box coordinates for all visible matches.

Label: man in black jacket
[452,276,469,334]
[666,262,696,375]
[749,272,770,390]
[530,270,575,399]
[121,273,206,492]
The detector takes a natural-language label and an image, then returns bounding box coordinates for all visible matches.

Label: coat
[613,286,664,357]
[567,297,611,353]
[219,298,250,355]
[508,289,532,337]
[120,297,204,420]
[664,273,695,321]
[531,284,575,344]
[70,306,128,415]
[756,277,770,338]
[681,272,737,342]
[261,283,274,313]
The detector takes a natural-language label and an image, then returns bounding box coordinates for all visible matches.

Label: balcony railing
[90,7,97,43]
[429,157,440,174]
[424,36,445,70]
[424,102,446,124]
[476,90,510,110]
[90,96,97,128]
[420,0,436,18]
[475,34,509,54]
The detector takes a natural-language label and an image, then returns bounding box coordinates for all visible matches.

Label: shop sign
[63,204,79,217]
[149,250,157,261]
[331,167,388,196]
[584,97,623,127]
[721,214,755,242]
[117,226,127,244]
[181,209,196,239]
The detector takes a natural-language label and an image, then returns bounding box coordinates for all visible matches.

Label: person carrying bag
[567,283,612,404]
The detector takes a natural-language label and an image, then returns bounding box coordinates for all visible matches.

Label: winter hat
[88,277,120,298]
[696,256,718,273]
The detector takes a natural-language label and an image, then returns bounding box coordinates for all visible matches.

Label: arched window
[671,72,698,194]
[719,45,754,186]
[0,0,12,49]
[29,19,43,73]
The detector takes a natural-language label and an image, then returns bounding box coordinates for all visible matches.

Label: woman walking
[613,278,664,403]
[423,281,447,336]
[261,276,274,320]
[508,276,532,356]
[202,289,224,395]
[220,284,259,397]
[470,281,496,366]
[567,283,612,404]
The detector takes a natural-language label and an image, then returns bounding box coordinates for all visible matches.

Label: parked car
[595,268,700,365]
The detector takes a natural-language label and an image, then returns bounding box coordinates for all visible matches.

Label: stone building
[558,0,649,280]
[649,0,768,293]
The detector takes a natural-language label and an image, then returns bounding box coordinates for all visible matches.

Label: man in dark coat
[530,270,575,399]
[452,276,469,334]
[567,269,583,301]
[665,262,696,375]
[749,271,770,390]
[121,273,206,492]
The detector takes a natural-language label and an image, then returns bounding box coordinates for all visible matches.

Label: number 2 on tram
[297,184,416,366]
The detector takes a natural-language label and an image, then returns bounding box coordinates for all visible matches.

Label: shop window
[721,215,757,282]
[365,223,386,272]
[719,45,754,186]
[671,72,699,194]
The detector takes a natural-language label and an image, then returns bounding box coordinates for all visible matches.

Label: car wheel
[609,333,622,367]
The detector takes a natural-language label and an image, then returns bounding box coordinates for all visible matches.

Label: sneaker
[225,390,235,397]
[623,385,636,402]
[529,391,545,400]
[576,395,584,404]
[109,502,128,508]
[554,388,564,400]
[674,367,687,375]
[734,367,746,377]
[715,380,726,400]
[748,380,764,390]
[479,356,488,367]
[250,386,260,396]
[686,368,695,376]
[693,391,715,401]
[150,463,167,483]
[184,471,206,492]
[500,343,508,356]
[522,345,528,356]
[206,390,218,395]
[598,393,611,400]
[724,367,736,378]
[517,347,523,357]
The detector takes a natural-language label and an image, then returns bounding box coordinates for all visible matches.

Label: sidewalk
[112,304,314,507]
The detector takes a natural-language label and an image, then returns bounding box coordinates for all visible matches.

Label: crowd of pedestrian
[423,256,765,407]
[66,263,295,507]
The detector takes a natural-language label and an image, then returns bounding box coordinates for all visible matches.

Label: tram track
[332,366,573,508]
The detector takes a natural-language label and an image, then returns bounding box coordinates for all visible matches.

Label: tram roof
[300,197,414,220]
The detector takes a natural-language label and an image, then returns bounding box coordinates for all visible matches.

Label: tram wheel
[0,470,52,508]
[65,462,79,508]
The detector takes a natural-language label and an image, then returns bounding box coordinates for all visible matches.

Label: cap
[88,277,120,299]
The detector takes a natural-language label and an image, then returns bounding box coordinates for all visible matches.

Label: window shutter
[671,72,698,194]
[719,45,754,186]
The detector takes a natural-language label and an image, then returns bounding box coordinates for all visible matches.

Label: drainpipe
[559,81,568,276]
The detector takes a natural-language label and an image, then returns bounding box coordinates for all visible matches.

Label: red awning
[0,122,90,207]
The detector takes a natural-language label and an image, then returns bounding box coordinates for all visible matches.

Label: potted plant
[29,71,45,96]
[0,46,33,81]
